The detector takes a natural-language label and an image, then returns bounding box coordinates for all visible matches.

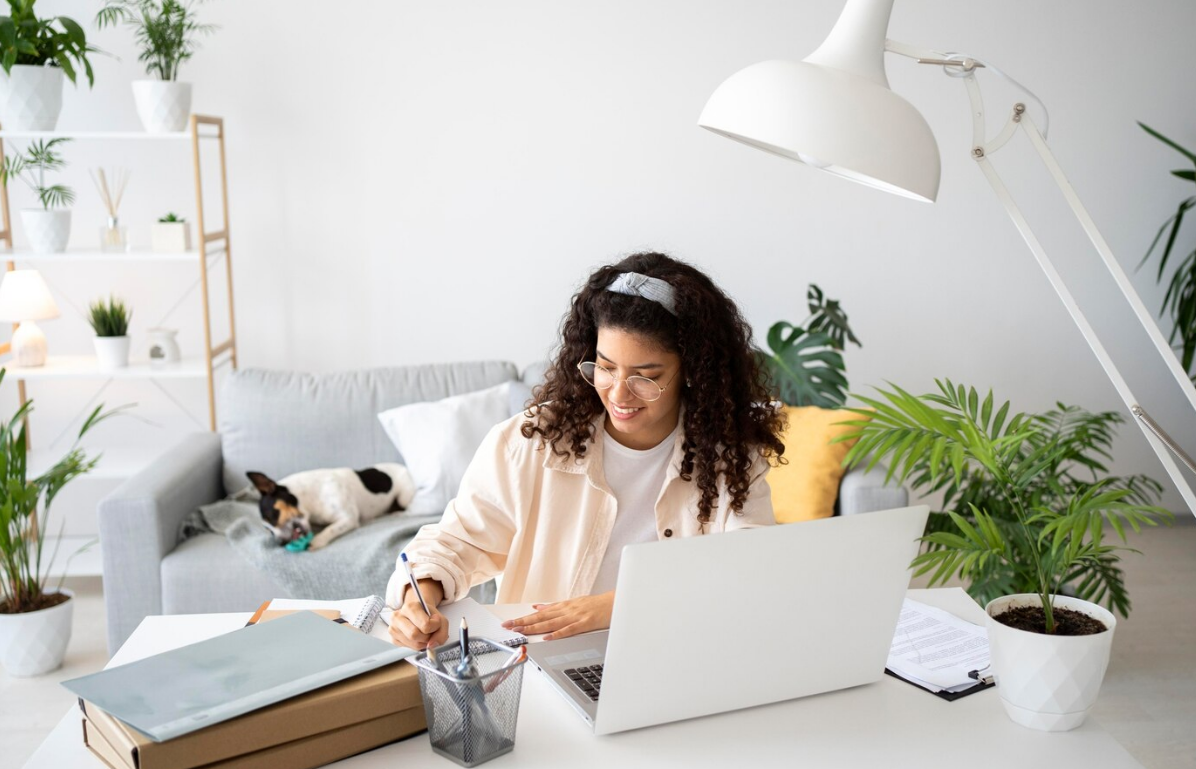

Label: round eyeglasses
[577,361,678,402]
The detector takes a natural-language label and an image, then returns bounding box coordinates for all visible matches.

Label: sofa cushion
[161,533,289,614]
[377,382,512,516]
[218,362,519,495]
[770,406,865,523]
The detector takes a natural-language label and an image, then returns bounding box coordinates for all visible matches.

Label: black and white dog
[247,463,416,551]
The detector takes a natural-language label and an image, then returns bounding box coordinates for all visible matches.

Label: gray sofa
[98,361,906,654]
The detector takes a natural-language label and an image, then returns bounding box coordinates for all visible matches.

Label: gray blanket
[180,498,442,600]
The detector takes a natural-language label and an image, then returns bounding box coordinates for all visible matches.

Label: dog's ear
[247,471,277,496]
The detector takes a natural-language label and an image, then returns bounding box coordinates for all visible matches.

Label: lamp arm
[971,106,1196,514]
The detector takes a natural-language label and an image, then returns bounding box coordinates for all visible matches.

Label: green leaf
[1141,122,1196,165]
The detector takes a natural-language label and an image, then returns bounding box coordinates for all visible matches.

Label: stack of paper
[886,598,991,694]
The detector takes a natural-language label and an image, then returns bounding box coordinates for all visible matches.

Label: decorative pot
[0,65,64,131]
[21,208,71,253]
[94,335,131,369]
[985,594,1116,732]
[132,80,192,133]
[0,588,74,677]
[151,221,191,253]
[147,327,181,366]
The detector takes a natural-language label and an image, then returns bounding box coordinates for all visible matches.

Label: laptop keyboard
[564,664,604,701]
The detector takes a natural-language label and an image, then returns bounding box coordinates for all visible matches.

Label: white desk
[25,589,1143,769]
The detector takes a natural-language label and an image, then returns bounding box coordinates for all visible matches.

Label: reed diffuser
[91,168,130,252]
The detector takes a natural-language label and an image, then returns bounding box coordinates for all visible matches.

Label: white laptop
[525,504,930,735]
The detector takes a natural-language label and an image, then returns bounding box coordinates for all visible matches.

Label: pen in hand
[400,552,431,618]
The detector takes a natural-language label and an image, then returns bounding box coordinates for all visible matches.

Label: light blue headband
[606,272,678,316]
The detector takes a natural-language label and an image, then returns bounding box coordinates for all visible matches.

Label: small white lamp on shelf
[0,269,60,367]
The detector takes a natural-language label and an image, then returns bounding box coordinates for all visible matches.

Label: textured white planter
[94,335,131,369]
[21,208,71,253]
[0,65,64,131]
[0,588,74,677]
[151,221,191,253]
[132,80,192,133]
[986,594,1116,732]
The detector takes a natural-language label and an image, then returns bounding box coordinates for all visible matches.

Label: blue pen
[400,552,431,617]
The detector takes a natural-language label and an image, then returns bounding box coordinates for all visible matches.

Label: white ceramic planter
[0,65,64,131]
[986,594,1116,732]
[151,221,191,253]
[94,335,131,369]
[0,588,74,677]
[132,80,192,133]
[21,208,71,253]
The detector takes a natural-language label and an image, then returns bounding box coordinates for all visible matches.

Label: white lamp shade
[698,0,941,202]
[0,269,60,322]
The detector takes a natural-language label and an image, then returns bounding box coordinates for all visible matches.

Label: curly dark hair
[522,252,785,524]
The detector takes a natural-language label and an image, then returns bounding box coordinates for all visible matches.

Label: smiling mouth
[611,404,643,417]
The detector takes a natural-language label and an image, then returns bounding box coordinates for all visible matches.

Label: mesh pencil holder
[414,638,527,767]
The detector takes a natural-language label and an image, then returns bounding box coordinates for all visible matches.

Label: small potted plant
[0,369,113,676]
[152,211,190,252]
[88,295,132,369]
[840,380,1172,731]
[96,0,218,133]
[0,138,75,253]
[0,0,97,130]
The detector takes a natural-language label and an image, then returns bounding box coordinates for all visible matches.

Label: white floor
[4,519,1196,769]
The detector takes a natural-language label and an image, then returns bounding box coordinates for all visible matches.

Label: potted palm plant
[88,295,132,369]
[0,138,74,253]
[0,0,97,130]
[96,0,218,133]
[839,380,1172,731]
[0,369,112,676]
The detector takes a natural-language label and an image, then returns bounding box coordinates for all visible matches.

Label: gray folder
[61,611,414,742]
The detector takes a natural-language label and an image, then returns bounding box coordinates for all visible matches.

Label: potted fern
[0,138,74,253]
[0,369,111,676]
[96,0,218,133]
[840,380,1172,731]
[0,0,97,130]
[88,295,132,369]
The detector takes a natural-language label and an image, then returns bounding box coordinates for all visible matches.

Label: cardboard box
[84,709,426,769]
[78,660,425,769]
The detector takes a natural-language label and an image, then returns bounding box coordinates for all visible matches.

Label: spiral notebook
[250,596,387,634]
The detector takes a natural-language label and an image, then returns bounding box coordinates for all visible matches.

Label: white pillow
[377,382,512,516]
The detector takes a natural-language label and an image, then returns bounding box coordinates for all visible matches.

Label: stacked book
[63,612,426,769]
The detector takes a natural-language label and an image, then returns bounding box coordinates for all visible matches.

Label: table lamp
[698,0,1196,516]
[0,268,61,367]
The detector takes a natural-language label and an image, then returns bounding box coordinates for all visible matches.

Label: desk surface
[25,589,1143,769]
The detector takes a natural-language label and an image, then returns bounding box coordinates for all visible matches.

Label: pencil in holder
[414,637,527,767]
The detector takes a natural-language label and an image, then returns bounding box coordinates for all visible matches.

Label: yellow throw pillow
[770,406,867,524]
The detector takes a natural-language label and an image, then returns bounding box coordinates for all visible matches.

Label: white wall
[9,0,1196,512]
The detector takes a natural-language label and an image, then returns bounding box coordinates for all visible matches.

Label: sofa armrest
[838,463,908,516]
[98,432,223,654]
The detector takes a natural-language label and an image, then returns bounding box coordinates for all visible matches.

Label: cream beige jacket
[385,412,775,608]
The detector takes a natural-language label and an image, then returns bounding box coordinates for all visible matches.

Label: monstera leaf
[760,321,847,408]
[805,284,861,351]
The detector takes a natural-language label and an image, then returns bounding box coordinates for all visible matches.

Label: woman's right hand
[389,578,448,650]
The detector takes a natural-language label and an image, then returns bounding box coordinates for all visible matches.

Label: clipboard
[884,668,995,701]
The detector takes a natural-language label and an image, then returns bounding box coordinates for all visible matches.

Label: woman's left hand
[502,592,615,641]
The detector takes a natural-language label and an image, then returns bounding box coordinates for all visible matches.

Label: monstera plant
[759,284,861,407]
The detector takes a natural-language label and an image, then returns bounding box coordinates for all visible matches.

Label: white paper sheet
[886,598,991,692]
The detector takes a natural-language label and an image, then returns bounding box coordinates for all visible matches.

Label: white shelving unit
[0,117,239,577]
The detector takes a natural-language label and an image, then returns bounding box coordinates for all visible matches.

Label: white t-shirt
[591,423,681,594]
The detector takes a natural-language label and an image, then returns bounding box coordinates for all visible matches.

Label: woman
[387,252,785,649]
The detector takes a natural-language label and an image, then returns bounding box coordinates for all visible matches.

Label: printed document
[887,598,990,693]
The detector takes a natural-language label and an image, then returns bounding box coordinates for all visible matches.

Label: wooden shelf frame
[0,114,238,435]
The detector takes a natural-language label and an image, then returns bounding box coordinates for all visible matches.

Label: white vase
[21,208,71,253]
[132,80,192,133]
[0,65,64,131]
[94,335,131,369]
[0,588,74,677]
[985,594,1117,732]
[147,327,181,365]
